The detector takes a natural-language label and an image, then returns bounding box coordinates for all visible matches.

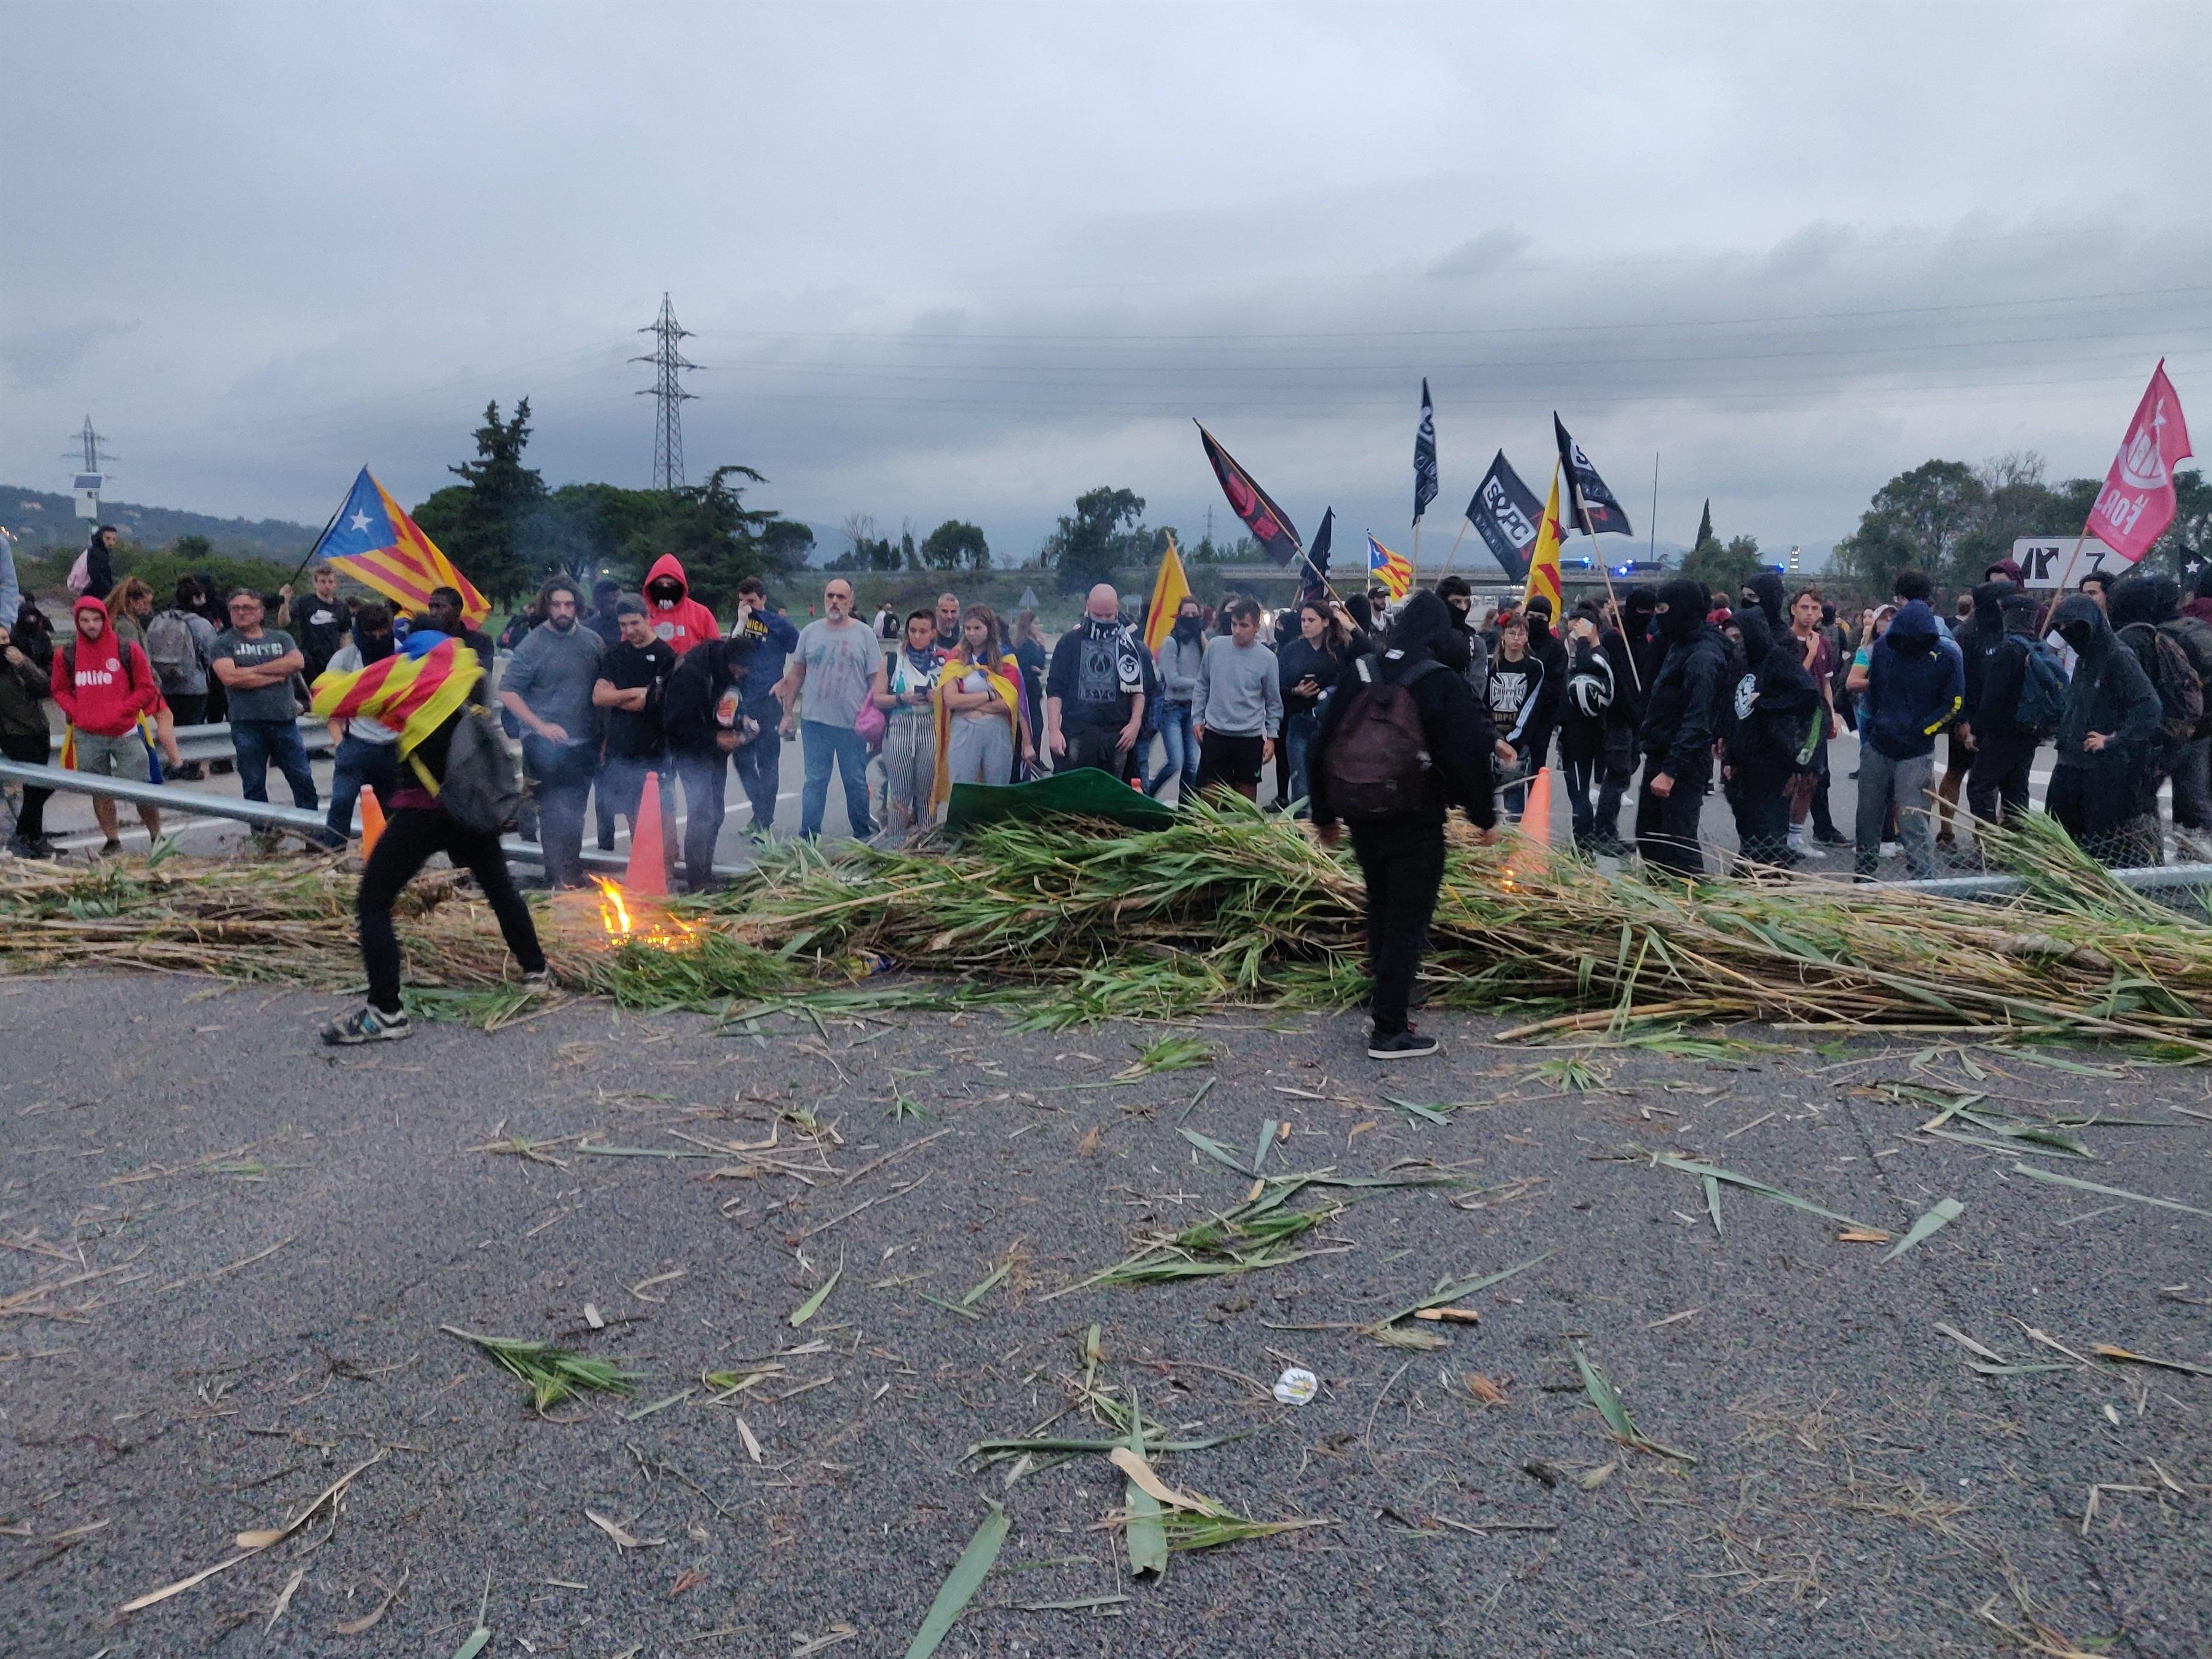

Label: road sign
[2015,536,2129,589]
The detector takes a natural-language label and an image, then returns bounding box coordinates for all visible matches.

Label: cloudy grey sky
[4,0,2208,570]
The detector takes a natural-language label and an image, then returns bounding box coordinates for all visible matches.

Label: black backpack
[2162,614,2212,738]
[2120,621,2203,746]
[409,707,521,833]
[1321,658,1440,819]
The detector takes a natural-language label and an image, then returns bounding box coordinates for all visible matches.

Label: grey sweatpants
[1855,746,1935,879]
[946,716,1014,789]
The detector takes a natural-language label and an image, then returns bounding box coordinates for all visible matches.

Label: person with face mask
[1148,597,1207,800]
[1518,595,1568,774]
[640,555,720,655]
[1434,575,1491,705]
[1635,577,1730,876]
[1721,612,1822,869]
[319,601,401,842]
[1853,599,1963,881]
[2106,575,2205,863]
[1967,588,2057,839]
[497,576,606,886]
[2045,593,2162,866]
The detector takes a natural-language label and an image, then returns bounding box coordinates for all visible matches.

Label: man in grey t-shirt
[775,577,878,840]
[212,589,319,820]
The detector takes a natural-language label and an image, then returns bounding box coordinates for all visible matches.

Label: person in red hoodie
[51,595,162,853]
[643,555,720,656]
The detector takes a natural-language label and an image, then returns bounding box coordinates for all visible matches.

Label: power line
[633,294,699,490]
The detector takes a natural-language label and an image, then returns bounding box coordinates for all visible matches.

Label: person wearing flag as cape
[930,604,1032,811]
[314,634,548,1044]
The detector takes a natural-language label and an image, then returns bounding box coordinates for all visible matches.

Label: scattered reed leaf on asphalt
[2008,1162,2212,1218]
[1122,1391,1169,1578]
[264,1566,306,1634]
[1060,1193,1348,1296]
[1934,1322,2008,1364]
[1251,1119,1280,1176]
[585,1508,665,1551]
[1158,1502,1333,1553]
[963,1429,1239,1464]
[788,1263,844,1327]
[2091,1343,2212,1377]
[1577,1462,1618,1491]
[1180,1128,1252,1176]
[442,1327,635,1412]
[622,1388,694,1422]
[1970,1361,2076,1376]
[1883,1199,1965,1262]
[332,1569,407,1636]
[1649,1152,1866,1228]
[888,1092,927,1122]
[1837,1229,1892,1244]
[1464,1373,1509,1406]
[470,1130,572,1168]
[902,1504,1010,1659]
[733,1414,764,1462]
[1702,1174,1724,1237]
[925,1257,1013,1318]
[1108,1446,1206,1511]
[1118,1036,1214,1080]
[1382,1095,1458,1125]
[1367,1249,1558,1337]
[1533,1053,1610,1093]
[1568,1339,1695,1462]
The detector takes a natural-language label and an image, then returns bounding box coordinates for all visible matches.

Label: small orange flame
[592,876,696,948]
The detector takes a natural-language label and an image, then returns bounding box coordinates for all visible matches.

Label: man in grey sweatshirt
[1191,597,1283,801]
[497,576,606,886]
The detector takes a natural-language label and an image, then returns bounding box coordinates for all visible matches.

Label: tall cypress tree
[1694,498,1713,550]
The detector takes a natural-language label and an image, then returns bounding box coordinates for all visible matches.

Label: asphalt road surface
[3,976,2206,1657]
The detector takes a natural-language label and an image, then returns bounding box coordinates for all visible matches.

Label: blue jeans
[327,733,399,839]
[801,719,875,840]
[231,718,318,811]
[1284,709,1319,813]
[732,697,783,832]
[1146,702,1197,799]
[522,735,597,886]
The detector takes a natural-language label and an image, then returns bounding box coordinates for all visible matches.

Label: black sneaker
[321,1004,413,1046]
[519,967,555,991]
[1814,831,1850,847]
[1368,1027,1441,1061]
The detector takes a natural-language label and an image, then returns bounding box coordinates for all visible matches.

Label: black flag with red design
[1199,423,1303,567]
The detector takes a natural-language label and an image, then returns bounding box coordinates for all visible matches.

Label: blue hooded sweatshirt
[1862,600,1963,761]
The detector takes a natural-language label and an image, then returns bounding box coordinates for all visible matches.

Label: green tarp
[946,767,1177,833]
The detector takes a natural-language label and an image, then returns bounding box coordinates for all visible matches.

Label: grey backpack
[413,707,521,833]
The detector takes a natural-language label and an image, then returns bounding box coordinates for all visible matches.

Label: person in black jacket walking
[1967,589,2048,837]
[1557,604,1639,854]
[2046,593,2162,866]
[1307,592,1494,1061]
[1636,576,1729,877]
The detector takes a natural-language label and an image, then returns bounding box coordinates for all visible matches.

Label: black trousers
[1348,815,1447,1039]
[1728,768,1792,865]
[1635,759,1708,876]
[2,729,51,842]
[358,806,545,1014]
[1194,730,1264,798]
[1967,734,2037,830]
[2046,763,2158,867]
[1059,725,1125,774]
[670,748,728,891]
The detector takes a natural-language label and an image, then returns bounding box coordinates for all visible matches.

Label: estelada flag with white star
[1367,532,1413,602]
[311,636,482,759]
[311,467,490,628]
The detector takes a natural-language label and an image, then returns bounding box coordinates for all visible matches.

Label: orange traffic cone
[625,770,668,896]
[358,784,386,861]
[1519,765,1553,875]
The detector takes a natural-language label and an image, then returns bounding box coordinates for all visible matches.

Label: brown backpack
[1322,658,1440,819]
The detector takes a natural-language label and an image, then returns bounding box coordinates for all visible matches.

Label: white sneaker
[1880,841,1902,858]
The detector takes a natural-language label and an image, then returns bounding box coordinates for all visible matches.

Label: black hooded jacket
[1742,571,1788,633]
[1957,581,2010,723]
[1639,578,1730,781]
[1307,591,1494,832]
[1725,611,1822,779]
[1976,589,2046,737]
[2051,594,2159,777]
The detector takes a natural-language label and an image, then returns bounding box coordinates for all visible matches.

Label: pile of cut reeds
[2,801,2207,1053]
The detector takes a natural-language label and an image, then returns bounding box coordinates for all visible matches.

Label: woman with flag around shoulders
[931,603,1033,811]
[311,632,548,1044]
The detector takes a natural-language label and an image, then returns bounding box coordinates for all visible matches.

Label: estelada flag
[1198,423,1302,567]
[1553,415,1633,537]
[2091,360,2194,563]
[312,468,491,628]
[1143,531,1193,655]
[1367,532,1413,602]
[1464,450,1543,584]
[1523,465,1566,612]
[311,636,482,757]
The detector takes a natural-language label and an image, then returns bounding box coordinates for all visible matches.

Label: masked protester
[2106,575,2206,864]
[1854,600,1963,881]
[1148,598,1206,799]
[2046,593,2162,866]
[1967,590,2056,839]
[1635,577,1728,876]
[1559,605,1639,853]
[1721,611,1821,868]
[1306,591,1494,1061]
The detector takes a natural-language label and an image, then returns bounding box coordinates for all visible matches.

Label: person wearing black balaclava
[1739,570,1788,635]
[1968,588,2052,839]
[2046,592,2161,866]
[1635,576,1729,876]
[2107,574,2202,864]
[1435,575,1492,705]
[1519,594,1568,777]
[1306,591,1493,1061]
[1621,585,1662,704]
[1720,609,1820,868]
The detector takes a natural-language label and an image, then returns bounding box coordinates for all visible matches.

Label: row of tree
[408,401,816,609]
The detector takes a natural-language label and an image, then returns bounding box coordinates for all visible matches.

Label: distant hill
[0,485,320,559]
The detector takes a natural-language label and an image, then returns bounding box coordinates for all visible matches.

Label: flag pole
[1573,485,1642,695]
[1432,520,1472,583]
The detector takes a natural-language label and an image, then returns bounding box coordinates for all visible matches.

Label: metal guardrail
[0,758,748,880]
[47,715,335,765]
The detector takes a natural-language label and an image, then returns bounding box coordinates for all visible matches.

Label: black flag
[1463,450,1542,583]
[1199,423,1302,567]
[1413,380,1438,523]
[1553,414,1633,537]
[1302,508,1334,603]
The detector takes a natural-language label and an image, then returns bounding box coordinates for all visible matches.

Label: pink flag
[2089,360,2193,563]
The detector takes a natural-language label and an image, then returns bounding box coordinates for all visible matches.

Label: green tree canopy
[921,519,989,571]
[1043,486,1147,593]
[410,399,546,604]
[1681,530,1765,594]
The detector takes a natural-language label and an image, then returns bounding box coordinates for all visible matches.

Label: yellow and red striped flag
[1143,531,1193,655]
[1523,463,1565,613]
[311,637,481,757]
[311,468,490,628]
[1366,533,1413,602]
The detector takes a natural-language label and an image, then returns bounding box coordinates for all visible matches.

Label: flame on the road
[593,876,696,947]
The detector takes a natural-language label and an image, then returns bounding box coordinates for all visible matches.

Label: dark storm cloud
[1,1,2205,568]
